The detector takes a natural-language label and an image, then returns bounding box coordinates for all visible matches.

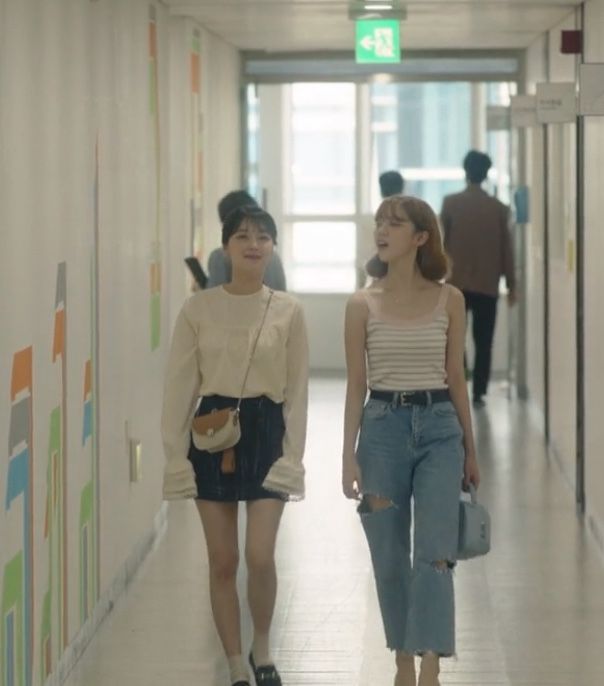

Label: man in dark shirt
[440,151,516,407]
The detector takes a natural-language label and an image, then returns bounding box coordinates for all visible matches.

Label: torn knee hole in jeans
[358,494,396,514]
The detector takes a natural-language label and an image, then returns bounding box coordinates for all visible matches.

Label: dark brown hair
[222,205,277,246]
[366,195,450,281]
[217,190,257,222]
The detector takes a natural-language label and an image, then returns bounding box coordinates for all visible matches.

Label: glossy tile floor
[63,378,604,686]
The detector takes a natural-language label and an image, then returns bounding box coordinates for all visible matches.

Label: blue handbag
[457,485,491,560]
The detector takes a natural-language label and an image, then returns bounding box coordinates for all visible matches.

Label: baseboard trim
[526,396,604,564]
[527,395,545,435]
[44,502,168,686]
[587,510,604,562]
[526,395,577,494]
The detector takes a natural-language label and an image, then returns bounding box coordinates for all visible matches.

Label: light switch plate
[130,440,142,482]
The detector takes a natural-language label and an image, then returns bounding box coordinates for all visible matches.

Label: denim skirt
[188,394,286,501]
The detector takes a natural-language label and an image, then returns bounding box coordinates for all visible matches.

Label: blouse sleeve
[161,301,201,499]
[262,300,309,499]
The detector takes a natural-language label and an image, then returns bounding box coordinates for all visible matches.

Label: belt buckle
[398,392,411,406]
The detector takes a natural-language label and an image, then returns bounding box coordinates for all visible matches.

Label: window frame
[244,59,518,295]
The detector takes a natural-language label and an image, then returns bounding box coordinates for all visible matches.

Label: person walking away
[440,150,516,407]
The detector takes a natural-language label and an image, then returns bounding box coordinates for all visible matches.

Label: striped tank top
[364,285,450,391]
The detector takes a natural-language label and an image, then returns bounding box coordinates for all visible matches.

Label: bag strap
[235,289,274,412]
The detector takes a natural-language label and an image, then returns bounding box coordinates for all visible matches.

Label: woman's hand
[342,455,362,500]
[463,454,480,491]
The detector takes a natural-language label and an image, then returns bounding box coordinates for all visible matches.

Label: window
[289,221,356,292]
[486,82,516,205]
[285,84,357,292]
[288,83,355,215]
[249,76,517,294]
[246,84,261,201]
[369,82,472,212]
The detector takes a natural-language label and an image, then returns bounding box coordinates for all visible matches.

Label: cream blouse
[161,285,309,500]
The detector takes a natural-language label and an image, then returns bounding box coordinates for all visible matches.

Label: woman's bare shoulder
[443,284,465,318]
[346,289,373,314]
[444,283,464,304]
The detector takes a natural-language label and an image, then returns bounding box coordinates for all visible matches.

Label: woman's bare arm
[445,286,480,489]
[342,292,369,499]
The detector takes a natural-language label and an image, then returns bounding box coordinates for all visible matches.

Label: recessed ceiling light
[349,1,407,21]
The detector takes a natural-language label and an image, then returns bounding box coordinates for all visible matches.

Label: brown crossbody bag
[191,290,274,474]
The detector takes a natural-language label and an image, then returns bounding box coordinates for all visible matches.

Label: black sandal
[248,652,282,686]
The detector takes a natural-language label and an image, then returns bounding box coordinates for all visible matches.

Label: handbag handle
[467,484,478,503]
[235,289,274,412]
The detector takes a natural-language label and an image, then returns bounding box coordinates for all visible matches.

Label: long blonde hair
[366,195,450,281]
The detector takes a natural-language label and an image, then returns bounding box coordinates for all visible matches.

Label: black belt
[369,389,450,406]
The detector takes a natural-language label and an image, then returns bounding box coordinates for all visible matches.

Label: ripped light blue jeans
[356,395,464,656]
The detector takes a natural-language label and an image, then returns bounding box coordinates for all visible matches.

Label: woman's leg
[395,650,416,686]
[195,501,243,660]
[405,416,464,659]
[244,498,285,666]
[356,402,414,679]
[418,652,440,686]
[471,293,498,401]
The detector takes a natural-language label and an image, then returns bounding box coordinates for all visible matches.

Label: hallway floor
[62,378,604,686]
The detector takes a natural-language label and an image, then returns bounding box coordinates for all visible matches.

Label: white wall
[0,1,241,683]
[522,13,579,490]
[201,32,243,251]
[522,2,604,549]
[522,35,547,423]
[583,0,604,550]
[165,19,242,323]
[546,13,579,488]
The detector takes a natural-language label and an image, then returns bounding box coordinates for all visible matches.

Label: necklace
[381,288,409,305]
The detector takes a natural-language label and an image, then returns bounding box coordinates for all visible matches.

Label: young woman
[342,195,480,686]
[162,205,308,686]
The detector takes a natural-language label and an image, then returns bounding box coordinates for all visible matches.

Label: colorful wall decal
[40,262,68,680]
[78,358,96,625]
[77,141,101,628]
[2,346,34,686]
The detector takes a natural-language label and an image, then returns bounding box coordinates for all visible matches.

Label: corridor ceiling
[165,1,582,52]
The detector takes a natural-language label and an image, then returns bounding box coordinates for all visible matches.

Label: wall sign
[511,95,537,127]
[536,82,577,123]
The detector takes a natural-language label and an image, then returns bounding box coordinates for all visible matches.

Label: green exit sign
[355,19,401,64]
